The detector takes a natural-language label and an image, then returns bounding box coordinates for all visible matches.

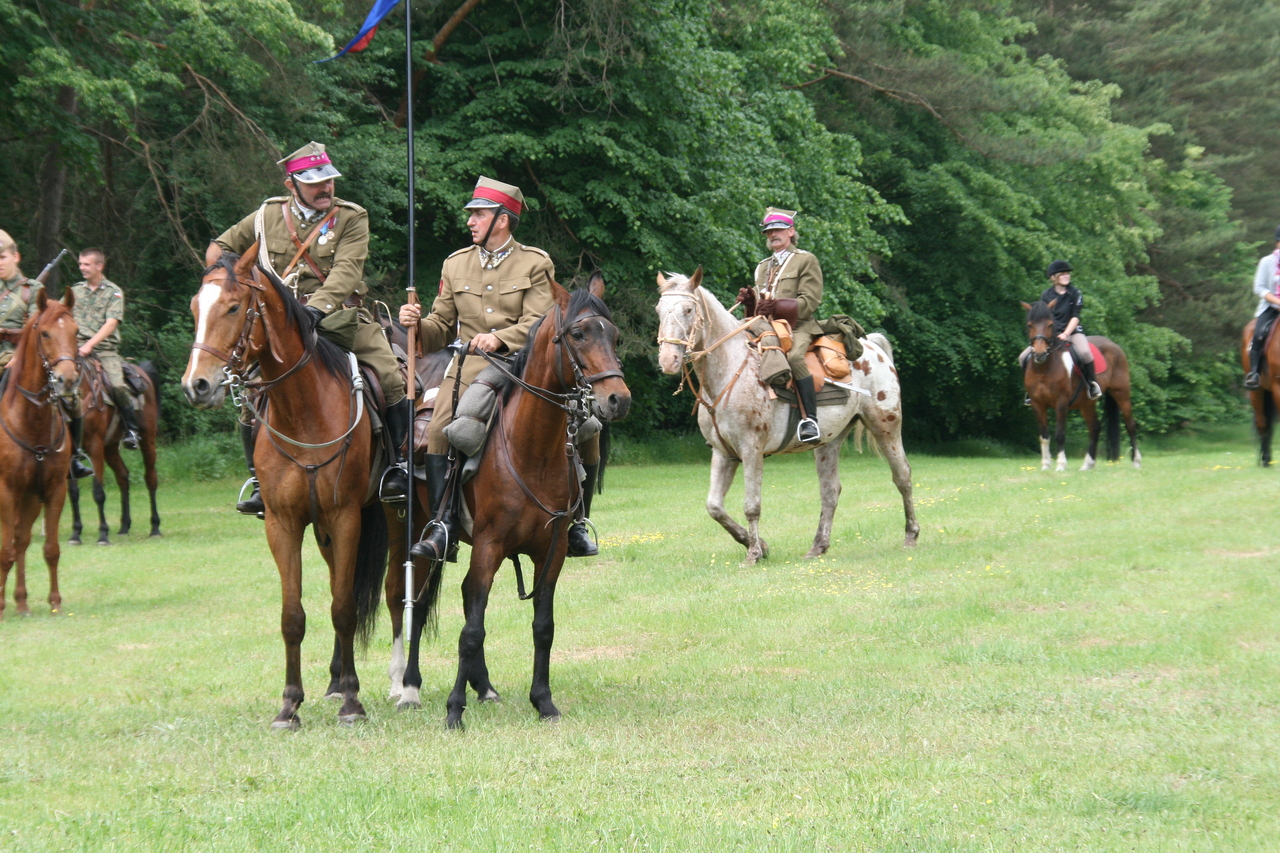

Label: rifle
[34,248,70,285]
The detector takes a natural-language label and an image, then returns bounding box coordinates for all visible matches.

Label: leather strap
[280,202,329,284]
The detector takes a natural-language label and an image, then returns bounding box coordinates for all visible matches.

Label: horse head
[1023,298,1058,365]
[25,288,81,400]
[546,271,630,422]
[183,245,267,409]
[655,267,705,374]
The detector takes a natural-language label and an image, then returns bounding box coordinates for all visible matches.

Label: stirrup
[567,518,599,558]
[378,463,408,505]
[410,519,454,563]
[1087,381,1103,401]
[797,417,821,444]
[1245,372,1262,390]
[236,478,264,519]
[122,430,140,450]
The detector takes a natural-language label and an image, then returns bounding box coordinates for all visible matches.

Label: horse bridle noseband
[0,314,77,462]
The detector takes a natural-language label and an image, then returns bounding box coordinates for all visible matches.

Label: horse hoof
[96,540,110,547]
[477,689,501,703]
[68,538,81,546]
[324,691,342,701]
[270,718,301,731]
[337,713,366,726]
[397,699,422,711]
[150,531,162,538]
[540,712,562,724]
[445,715,465,730]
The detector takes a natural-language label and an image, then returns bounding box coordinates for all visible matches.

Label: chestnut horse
[182,248,391,728]
[0,289,81,617]
[1022,299,1140,471]
[387,275,631,728]
[68,359,161,545]
[654,269,918,565]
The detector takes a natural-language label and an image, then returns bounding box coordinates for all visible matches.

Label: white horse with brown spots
[655,269,918,564]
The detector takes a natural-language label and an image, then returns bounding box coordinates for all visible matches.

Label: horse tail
[1105,392,1120,462]
[139,359,161,413]
[596,421,610,493]
[353,502,389,648]
[867,332,893,363]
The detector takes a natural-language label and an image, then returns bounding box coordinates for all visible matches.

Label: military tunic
[71,278,128,393]
[214,196,405,404]
[752,249,824,379]
[0,274,44,368]
[416,242,556,454]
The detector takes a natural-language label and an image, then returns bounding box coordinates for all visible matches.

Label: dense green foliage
[0,0,1263,442]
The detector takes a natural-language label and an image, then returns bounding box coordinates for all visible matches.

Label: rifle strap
[280,202,329,284]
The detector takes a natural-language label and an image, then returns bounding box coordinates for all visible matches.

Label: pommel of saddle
[758,298,800,327]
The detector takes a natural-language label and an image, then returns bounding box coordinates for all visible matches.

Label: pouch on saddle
[748,314,865,392]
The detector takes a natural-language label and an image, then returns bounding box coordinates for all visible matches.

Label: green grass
[1,426,1277,851]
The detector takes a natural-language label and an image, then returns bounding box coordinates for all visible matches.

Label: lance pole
[402,0,418,635]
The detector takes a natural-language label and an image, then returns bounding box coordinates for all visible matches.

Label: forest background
[1,0,1271,446]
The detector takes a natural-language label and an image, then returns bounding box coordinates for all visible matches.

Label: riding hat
[278,142,342,185]
[760,207,797,232]
[0,230,14,254]
[1046,259,1074,278]
[1274,224,1280,242]
[464,176,524,217]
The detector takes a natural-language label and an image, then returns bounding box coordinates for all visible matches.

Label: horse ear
[551,278,571,310]
[689,266,704,289]
[588,270,605,299]
[1020,301,1032,312]
[656,272,669,291]
[233,242,258,283]
[1047,298,1057,309]
[36,288,48,313]
[62,286,74,311]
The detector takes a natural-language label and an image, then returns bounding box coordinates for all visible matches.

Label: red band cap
[472,187,522,216]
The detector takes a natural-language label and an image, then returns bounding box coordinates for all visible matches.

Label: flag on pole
[316,0,402,62]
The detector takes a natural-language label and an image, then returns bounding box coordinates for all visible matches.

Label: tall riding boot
[236,421,265,517]
[567,462,599,558]
[410,453,457,562]
[68,416,93,479]
[1081,360,1103,400]
[378,398,411,505]
[1246,335,1266,389]
[117,400,141,450]
[795,378,821,444]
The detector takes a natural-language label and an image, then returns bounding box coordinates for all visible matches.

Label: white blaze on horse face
[189,283,223,372]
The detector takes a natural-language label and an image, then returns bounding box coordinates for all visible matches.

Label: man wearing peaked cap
[400,175,589,562]
[745,207,826,444]
[206,141,411,515]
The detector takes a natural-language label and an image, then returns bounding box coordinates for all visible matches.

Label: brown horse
[68,359,161,545]
[1240,317,1280,465]
[386,275,630,728]
[1022,299,1141,471]
[0,289,81,618]
[182,248,392,728]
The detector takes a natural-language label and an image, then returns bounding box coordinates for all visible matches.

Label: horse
[67,359,161,545]
[386,274,631,728]
[181,247,392,729]
[654,269,918,565]
[0,289,81,618]
[1241,317,1280,465]
[1022,299,1141,471]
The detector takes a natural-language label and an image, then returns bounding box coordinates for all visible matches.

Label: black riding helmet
[1046,259,1073,278]
[1273,224,1280,242]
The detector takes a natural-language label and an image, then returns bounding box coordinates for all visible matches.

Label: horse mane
[1027,299,1054,323]
[504,288,612,399]
[206,252,349,382]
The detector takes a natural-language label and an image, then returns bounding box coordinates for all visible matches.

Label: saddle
[81,358,147,409]
[1065,342,1108,376]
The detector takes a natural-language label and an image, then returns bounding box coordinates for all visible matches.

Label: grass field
[2,426,1278,851]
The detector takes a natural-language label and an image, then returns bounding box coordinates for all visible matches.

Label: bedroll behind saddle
[749,313,867,391]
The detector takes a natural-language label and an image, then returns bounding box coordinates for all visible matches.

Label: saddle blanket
[1064,342,1108,375]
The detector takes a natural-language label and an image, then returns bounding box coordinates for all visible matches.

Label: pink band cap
[285,152,333,174]
[762,213,794,228]
[472,187,522,216]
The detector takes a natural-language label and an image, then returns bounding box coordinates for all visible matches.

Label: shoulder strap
[279,202,328,284]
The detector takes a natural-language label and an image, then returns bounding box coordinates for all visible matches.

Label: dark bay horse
[1022,299,1141,471]
[1241,318,1280,465]
[386,275,631,728]
[0,289,81,617]
[68,359,161,545]
[182,248,391,728]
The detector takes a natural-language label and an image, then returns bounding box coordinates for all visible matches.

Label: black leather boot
[117,400,141,450]
[410,453,456,562]
[1246,337,1266,389]
[68,416,93,479]
[567,462,599,558]
[1081,360,1103,400]
[378,398,411,505]
[236,421,265,517]
[795,378,821,444]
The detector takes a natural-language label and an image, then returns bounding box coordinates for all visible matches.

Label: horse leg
[91,471,110,546]
[1054,405,1069,472]
[324,634,343,700]
[264,515,306,729]
[67,475,83,546]
[42,484,66,614]
[446,546,501,730]
[806,442,842,558]
[1254,392,1274,466]
[322,512,368,723]
[141,431,160,537]
[104,443,131,535]
[10,498,40,616]
[1080,404,1099,471]
[1113,390,1142,468]
[1033,405,1052,471]
[529,565,564,722]
[869,420,920,547]
[741,451,768,564]
[705,449,750,549]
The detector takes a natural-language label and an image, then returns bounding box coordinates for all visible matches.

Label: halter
[0,310,76,462]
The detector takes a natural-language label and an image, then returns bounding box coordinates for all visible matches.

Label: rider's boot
[1081,359,1103,401]
[410,453,457,563]
[235,421,265,517]
[567,462,599,558]
[116,396,142,450]
[68,416,93,479]
[795,378,821,444]
[1246,336,1265,389]
[378,397,411,506]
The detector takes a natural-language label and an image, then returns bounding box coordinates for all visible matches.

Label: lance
[402,0,419,647]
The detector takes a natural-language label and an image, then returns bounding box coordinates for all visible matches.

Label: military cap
[1045,259,1074,278]
[0,230,14,254]
[760,207,797,232]
[463,176,524,216]
[278,141,342,184]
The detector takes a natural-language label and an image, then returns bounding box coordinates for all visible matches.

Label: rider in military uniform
[0,232,92,477]
[748,208,824,444]
[72,248,143,451]
[206,141,411,514]
[399,176,587,562]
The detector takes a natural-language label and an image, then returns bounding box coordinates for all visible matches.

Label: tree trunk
[35,85,77,290]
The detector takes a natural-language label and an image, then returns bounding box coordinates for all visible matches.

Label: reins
[0,315,75,467]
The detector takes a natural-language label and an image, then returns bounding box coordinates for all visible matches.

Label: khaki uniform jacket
[214,196,368,311]
[71,279,125,352]
[0,274,43,365]
[752,249,824,338]
[418,243,556,384]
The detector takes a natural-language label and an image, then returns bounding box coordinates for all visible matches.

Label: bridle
[0,309,78,462]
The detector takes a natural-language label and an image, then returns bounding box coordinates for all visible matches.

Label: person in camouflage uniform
[206,141,410,515]
[72,247,142,452]
[0,232,91,477]
[398,176,601,561]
